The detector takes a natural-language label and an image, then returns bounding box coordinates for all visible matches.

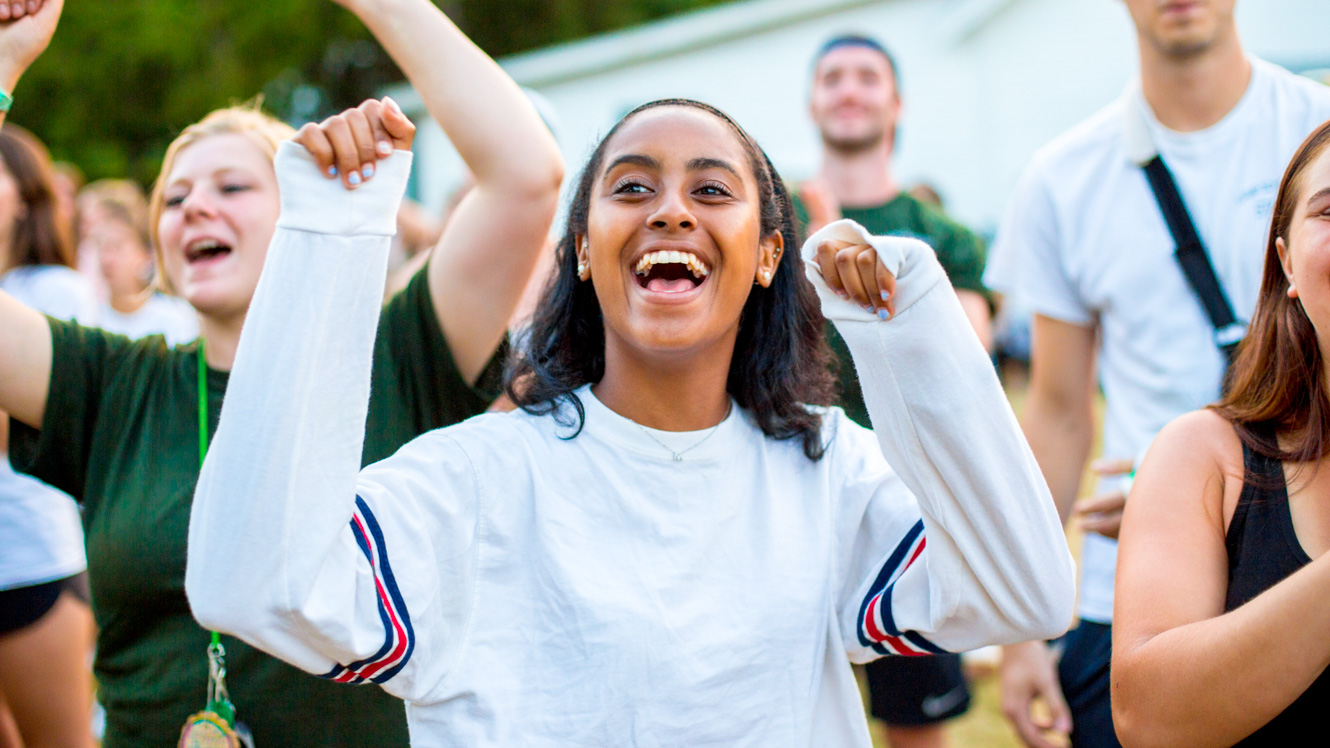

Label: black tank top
[1225,428,1330,744]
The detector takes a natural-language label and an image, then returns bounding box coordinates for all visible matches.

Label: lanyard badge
[178,635,253,747]
[179,711,238,748]
[180,343,254,747]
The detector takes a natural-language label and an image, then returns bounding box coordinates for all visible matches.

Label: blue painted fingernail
[880,290,890,301]
[377,141,393,156]
[348,171,362,186]
[863,305,874,313]
[327,166,338,177]
[877,308,889,320]
[362,163,375,179]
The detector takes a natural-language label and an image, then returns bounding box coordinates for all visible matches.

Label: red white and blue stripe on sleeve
[320,496,415,685]
[856,519,949,657]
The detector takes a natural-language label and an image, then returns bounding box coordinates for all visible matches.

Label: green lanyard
[197,342,237,727]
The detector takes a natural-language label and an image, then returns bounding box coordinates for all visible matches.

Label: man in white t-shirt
[983,1,1330,747]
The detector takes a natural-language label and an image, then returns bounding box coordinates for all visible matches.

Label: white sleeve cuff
[799,218,946,323]
[274,140,413,237]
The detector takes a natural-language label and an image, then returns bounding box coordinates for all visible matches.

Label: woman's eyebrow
[1305,185,1330,209]
[688,157,740,179]
[605,153,659,172]
[604,153,740,180]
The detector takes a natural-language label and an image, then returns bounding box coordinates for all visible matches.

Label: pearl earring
[577,258,590,280]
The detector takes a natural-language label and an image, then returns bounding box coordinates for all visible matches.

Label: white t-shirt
[99,293,199,346]
[984,57,1330,624]
[0,265,97,590]
[186,145,1075,747]
[2,264,99,323]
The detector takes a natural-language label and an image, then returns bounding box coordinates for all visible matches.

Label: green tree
[9,0,733,186]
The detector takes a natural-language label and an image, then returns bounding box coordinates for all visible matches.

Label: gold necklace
[630,401,733,462]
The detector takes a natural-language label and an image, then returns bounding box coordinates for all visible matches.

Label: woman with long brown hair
[0,122,97,748]
[1113,118,1330,747]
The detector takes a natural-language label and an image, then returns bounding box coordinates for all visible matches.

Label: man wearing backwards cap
[985,1,1330,746]
[795,34,991,748]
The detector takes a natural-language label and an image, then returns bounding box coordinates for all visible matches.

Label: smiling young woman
[0,0,561,744]
[512,100,829,451]
[1113,119,1330,748]
[186,94,1076,746]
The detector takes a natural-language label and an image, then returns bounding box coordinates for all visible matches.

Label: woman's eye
[696,181,732,197]
[221,183,252,195]
[613,180,649,195]
[164,194,186,208]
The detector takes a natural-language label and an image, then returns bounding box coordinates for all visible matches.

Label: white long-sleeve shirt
[186,142,1074,747]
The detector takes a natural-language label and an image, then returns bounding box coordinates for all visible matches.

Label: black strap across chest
[1141,156,1245,377]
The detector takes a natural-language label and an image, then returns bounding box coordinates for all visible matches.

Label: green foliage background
[9,0,732,186]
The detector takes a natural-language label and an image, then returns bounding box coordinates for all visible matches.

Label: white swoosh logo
[920,685,968,718]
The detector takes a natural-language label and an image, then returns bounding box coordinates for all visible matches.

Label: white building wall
[398,0,1330,236]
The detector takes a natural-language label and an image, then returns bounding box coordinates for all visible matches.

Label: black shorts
[1056,619,1121,748]
[865,652,971,726]
[0,572,90,636]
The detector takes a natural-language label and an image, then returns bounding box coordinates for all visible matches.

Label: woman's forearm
[1113,553,1330,747]
[186,143,413,676]
[345,0,562,192]
[341,0,563,384]
[804,220,1075,651]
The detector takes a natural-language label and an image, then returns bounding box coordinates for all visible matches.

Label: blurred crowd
[1,0,1329,747]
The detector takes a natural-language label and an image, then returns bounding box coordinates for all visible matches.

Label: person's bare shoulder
[1154,409,1241,465]
[1141,409,1245,523]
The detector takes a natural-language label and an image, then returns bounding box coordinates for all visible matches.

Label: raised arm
[332,0,563,383]
[0,0,59,130]
[804,219,1076,656]
[0,0,61,428]
[188,113,474,703]
[1112,410,1330,746]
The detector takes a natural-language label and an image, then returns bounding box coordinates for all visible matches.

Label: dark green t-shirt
[11,270,502,747]
[794,191,989,427]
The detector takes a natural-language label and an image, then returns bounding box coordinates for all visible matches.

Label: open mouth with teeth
[633,250,710,293]
[185,239,233,264]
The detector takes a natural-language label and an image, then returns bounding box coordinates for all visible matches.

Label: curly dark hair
[505,99,836,460]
